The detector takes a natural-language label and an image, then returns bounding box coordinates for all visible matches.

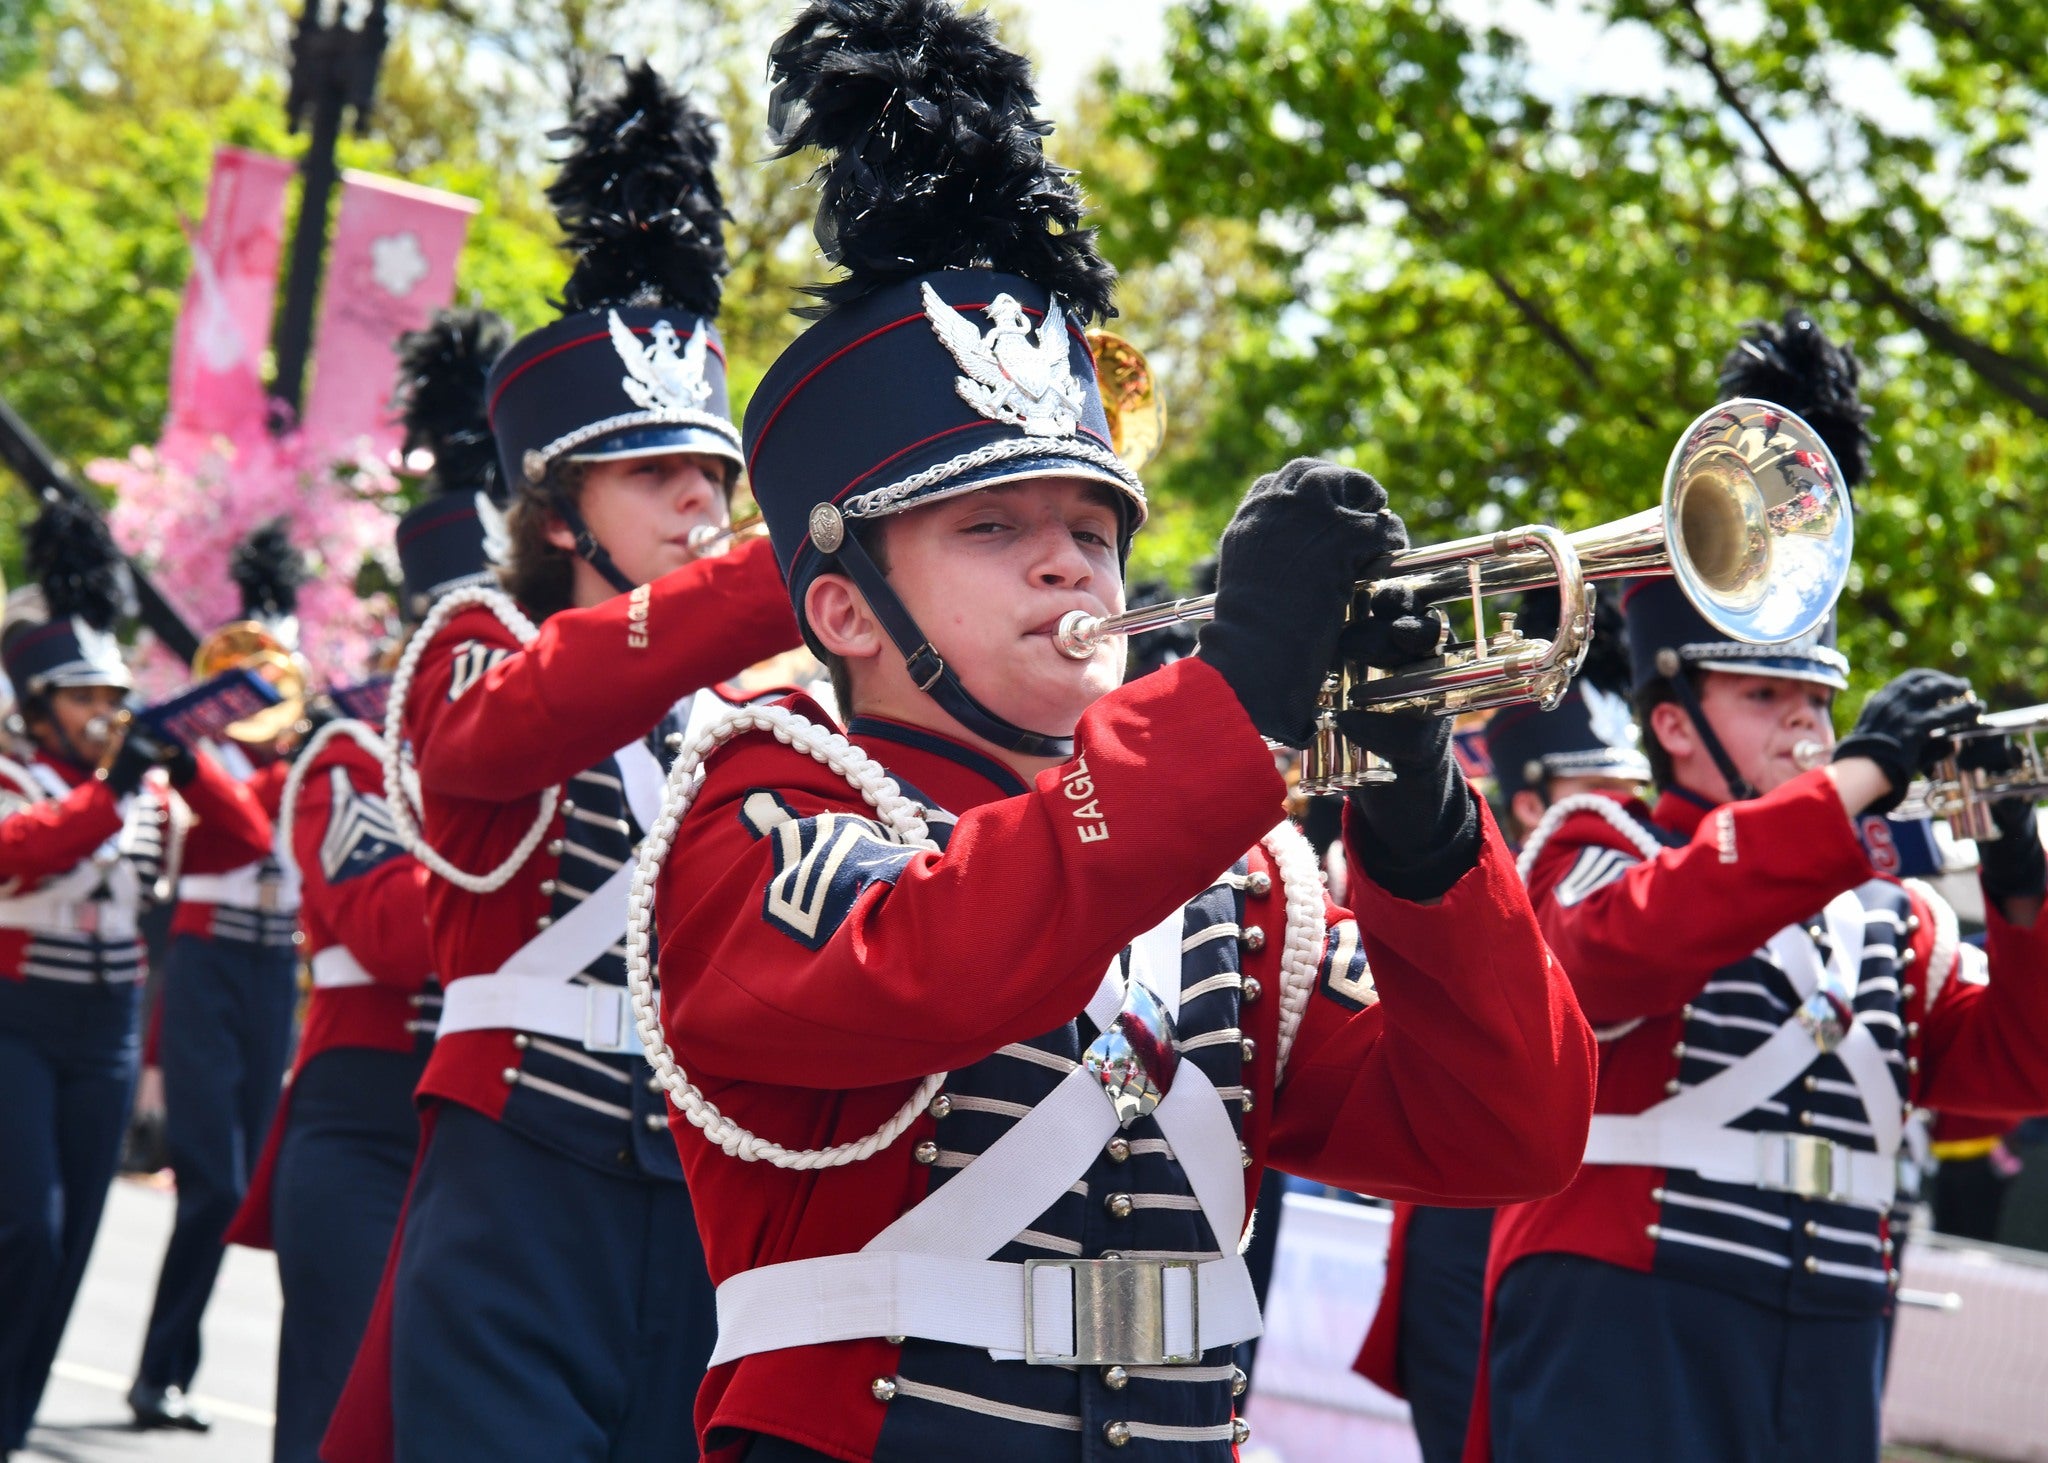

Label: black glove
[1958,733,2048,903]
[1330,583,1479,901]
[101,734,164,797]
[1834,669,1978,816]
[1197,460,1408,746]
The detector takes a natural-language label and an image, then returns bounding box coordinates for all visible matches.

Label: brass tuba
[190,621,308,745]
[1087,330,1167,473]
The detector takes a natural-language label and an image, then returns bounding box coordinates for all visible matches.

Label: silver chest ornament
[1083,978,1180,1128]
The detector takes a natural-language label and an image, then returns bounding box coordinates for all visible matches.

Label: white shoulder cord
[276,720,388,881]
[1902,877,1962,1006]
[1260,820,1328,1080]
[382,586,561,894]
[0,756,46,804]
[1515,792,1663,886]
[628,703,946,1169]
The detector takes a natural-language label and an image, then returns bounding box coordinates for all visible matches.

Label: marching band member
[130,519,308,1432]
[323,65,799,1463]
[0,499,271,1453]
[1356,591,1648,1463]
[635,5,1595,1459]
[224,310,512,1463]
[1477,311,2048,1462]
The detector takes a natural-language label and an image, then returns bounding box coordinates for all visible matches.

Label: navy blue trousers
[0,978,140,1451]
[270,1047,424,1463]
[137,933,297,1390]
[1398,1206,1493,1463]
[1489,1254,1885,1463]
[389,1104,715,1463]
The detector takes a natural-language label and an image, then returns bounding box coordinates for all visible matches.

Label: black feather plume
[229,518,307,621]
[548,60,729,318]
[768,0,1118,322]
[1716,307,1872,490]
[395,309,514,501]
[26,495,125,631]
[1520,587,1633,699]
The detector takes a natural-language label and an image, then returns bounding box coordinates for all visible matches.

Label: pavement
[21,1176,277,1463]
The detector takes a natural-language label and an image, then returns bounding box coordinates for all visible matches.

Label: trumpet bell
[1663,398,1854,646]
[191,620,308,745]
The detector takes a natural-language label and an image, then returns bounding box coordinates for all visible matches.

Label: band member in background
[130,520,309,1431]
[636,6,1595,1459]
[0,498,271,1452]
[1477,311,2048,1462]
[224,309,515,1463]
[323,65,800,1463]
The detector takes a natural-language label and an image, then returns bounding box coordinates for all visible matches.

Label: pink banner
[299,170,479,463]
[161,147,294,469]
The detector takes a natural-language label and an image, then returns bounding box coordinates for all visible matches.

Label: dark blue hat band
[1486,686,1651,802]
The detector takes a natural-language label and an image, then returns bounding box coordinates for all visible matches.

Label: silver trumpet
[1918,704,2048,843]
[1056,398,1856,793]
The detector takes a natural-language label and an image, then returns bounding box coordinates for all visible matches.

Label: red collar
[33,750,93,790]
[1651,784,1721,838]
[842,712,1031,813]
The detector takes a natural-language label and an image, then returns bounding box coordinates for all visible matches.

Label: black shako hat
[3,495,132,697]
[393,309,515,620]
[744,0,1143,758]
[1487,590,1650,802]
[1626,308,1868,698]
[487,61,739,592]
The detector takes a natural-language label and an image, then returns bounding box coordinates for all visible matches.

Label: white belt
[310,946,375,989]
[0,900,138,942]
[434,975,634,1054]
[1583,1115,1898,1209]
[180,873,290,910]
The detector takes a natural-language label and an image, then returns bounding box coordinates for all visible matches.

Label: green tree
[1105,0,2048,703]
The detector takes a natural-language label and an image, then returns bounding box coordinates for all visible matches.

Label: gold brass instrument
[190,621,308,745]
[1917,703,2048,843]
[1087,330,1166,472]
[86,708,133,774]
[1057,398,1856,793]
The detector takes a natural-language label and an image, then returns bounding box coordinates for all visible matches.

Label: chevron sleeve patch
[318,767,409,884]
[446,640,514,702]
[1552,845,1639,909]
[739,788,917,951]
[1317,918,1378,1012]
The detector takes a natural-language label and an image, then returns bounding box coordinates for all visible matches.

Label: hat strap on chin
[553,494,639,596]
[829,530,1076,761]
[1665,667,1758,803]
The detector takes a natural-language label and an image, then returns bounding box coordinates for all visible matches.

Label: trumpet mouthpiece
[1791,740,1830,771]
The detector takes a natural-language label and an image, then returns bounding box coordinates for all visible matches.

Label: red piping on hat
[488,323,728,417]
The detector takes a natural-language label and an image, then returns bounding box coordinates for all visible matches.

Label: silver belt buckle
[582,986,634,1054]
[1021,1257,1200,1367]
[1772,1134,1838,1199]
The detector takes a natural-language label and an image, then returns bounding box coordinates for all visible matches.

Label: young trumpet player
[1476,311,2048,1463]
[321,65,800,1463]
[0,498,271,1454]
[632,6,1595,1460]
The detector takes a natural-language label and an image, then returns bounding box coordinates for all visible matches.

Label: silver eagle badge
[921,283,1085,438]
[608,309,713,415]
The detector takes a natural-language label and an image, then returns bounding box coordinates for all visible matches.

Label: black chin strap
[1665,667,1758,802]
[554,496,638,596]
[829,533,1075,761]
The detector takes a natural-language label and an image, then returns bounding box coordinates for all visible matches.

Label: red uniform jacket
[654,659,1597,1462]
[229,730,435,1251]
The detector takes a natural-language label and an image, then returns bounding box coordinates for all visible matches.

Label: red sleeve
[247,759,291,818]
[176,750,276,874]
[1526,770,1874,1026]
[1267,801,1596,1204]
[658,657,1289,1089]
[293,749,433,991]
[1914,889,2048,1119]
[413,535,799,802]
[0,781,123,882]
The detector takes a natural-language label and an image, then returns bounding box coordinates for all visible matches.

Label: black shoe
[127,1383,213,1432]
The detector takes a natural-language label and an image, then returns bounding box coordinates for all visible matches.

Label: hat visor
[37,664,134,694]
[847,449,1146,531]
[567,424,743,470]
[1690,655,1848,691]
[1539,749,1654,783]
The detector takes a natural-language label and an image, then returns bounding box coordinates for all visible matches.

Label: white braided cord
[1903,877,1962,1009]
[275,719,387,884]
[1515,792,1664,886]
[1261,820,1327,1080]
[842,435,1143,519]
[627,703,949,1168]
[381,586,561,894]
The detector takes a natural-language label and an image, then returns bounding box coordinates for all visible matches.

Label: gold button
[914,1141,939,1165]
[559,800,577,816]
[870,1377,897,1402]
[1908,1057,1921,1075]
[1901,949,1917,966]
[1804,1256,1821,1274]
[1104,1421,1131,1448]
[513,1033,531,1049]
[886,1334,904,1344]
[1804,1220,1819,1237]
[1233,1418,1251,1445]
[1231,1366,1248,1398]
[546,838,565,857]
[1907,1021,1921,1038]
[1798,1112,1814,1127]
[1247,871,1272,897]
[644,1114,666,1133]
[1240,925,1266,953]
[539,878,558,896]
[928,1094,952,1119]
[1106,1137,1131,1163]
[1803,1075,1819,1092]
[1664,1079,1681,1095]
[1106,1193,1134,1219]
[1241,976,1262,1005]
[1102,1365,1129,1391]
[1902,984,1917,1001]
[647,1075,664,1092]
[1906,915,1921,933]
[536,915,553,930]
[1672,1042,1687,1058]
[1241,1037,1257,1063]
[1680,1004,1695,1021]
[1241,1091,1254,1113]
[1651,1187,1666,1201]
[1240,1143,1252,1169]
[500,1067,520,1084]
